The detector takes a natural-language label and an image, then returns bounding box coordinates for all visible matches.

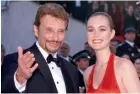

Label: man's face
[60,43,70,57]
[134,58,140,75]
[34,15,67,53]
[128,5,134,15]
[125,32,136,42]
[110,40,119,54]
[77,58,89,70]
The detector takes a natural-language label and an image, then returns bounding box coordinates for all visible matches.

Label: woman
[84,12,140,93]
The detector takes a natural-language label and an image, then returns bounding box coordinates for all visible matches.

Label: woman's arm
[121,58,140,93]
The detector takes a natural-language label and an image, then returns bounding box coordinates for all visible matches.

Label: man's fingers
[26,57,35,68]
[23,51,31,60]
[24,53,33,64]
[30,63,38,73]
[18,46,23,58]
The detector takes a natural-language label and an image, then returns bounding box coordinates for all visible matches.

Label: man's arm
[1,53,19,93]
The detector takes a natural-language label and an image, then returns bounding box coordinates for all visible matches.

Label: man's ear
[110,29,115,40]
[33,25,39,38]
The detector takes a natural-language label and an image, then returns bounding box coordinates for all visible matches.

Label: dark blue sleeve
[1,53,19,93]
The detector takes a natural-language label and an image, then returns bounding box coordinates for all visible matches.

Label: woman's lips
[92,39,103,44]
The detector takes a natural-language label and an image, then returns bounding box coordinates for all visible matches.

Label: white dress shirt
[126,40,135,47]
[78,68,84,75]
[14,41,66,93]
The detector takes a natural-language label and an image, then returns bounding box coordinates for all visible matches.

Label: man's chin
[47,48,58,53]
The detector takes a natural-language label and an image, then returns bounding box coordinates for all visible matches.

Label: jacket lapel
[30,44,57,93]
[57,56,75,93]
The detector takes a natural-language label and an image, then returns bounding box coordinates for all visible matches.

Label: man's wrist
[16,71,26,85]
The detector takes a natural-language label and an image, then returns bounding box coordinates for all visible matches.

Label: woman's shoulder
[83,64,95,81]
[83,64,95,86]
[115,56,135,73]
[84,65,94,76]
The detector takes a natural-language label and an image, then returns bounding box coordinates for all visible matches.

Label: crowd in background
[1,1,140,93]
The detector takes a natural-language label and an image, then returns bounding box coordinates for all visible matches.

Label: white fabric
[78,68,84,75]
[126,40,135,47]
[14,71,27,92]
[75,0,81,7]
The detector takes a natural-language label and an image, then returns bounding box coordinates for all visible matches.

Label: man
[84,42,96,66]
[116,27,140,61]
[110,36,124,54]
[124,5,137,30]
[1,3,79,93]
[72,50,90,93]
[59,42,71,62]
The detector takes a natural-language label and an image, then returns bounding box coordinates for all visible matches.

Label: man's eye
[88,29,94,32]
[100,29,106,31]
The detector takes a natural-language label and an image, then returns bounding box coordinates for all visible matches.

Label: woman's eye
[100,29,106,31]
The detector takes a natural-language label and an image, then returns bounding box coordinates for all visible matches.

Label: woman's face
[87,15,115,51]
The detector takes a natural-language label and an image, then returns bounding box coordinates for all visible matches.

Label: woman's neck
[95,47,111,66]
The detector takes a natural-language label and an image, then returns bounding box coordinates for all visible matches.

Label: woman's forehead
[87,15,110,27]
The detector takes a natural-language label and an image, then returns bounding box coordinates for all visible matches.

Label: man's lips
[49,42,60,47]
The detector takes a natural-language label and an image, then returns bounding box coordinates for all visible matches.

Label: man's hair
[34,3,69,30]
[85,42,88,45]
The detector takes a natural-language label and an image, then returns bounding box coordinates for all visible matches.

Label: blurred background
[1,1,140,88]
[1,1,140,56]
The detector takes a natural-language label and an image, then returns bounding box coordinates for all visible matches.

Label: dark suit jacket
[78,70,85,87]
[78,70,86,93]
[116,42,139,61]
[1,43,79,93]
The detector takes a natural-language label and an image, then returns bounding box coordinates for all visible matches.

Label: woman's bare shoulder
[83,64,95,86]
[84,65,94,75]
[115,56,136,72]
[115,56,140,92]
[83,64,95,81]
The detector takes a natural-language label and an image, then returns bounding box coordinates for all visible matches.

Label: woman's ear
[33,25,39,38]
[110,29,115,40]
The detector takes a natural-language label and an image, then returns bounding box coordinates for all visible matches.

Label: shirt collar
[78,69,84,75]
[60,56,69,61]
[36,41,57,60]
[126,40,135,47]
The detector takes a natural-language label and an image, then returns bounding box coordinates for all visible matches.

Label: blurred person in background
[116,27,140,62]
[59,41,72,62]
[133,54,140,79]
[122,54,130,60]
[84,42,96,66]
[110,36,123,54]
[119,3,125,35]
[124,4,137,30]
[72,50,90,93]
